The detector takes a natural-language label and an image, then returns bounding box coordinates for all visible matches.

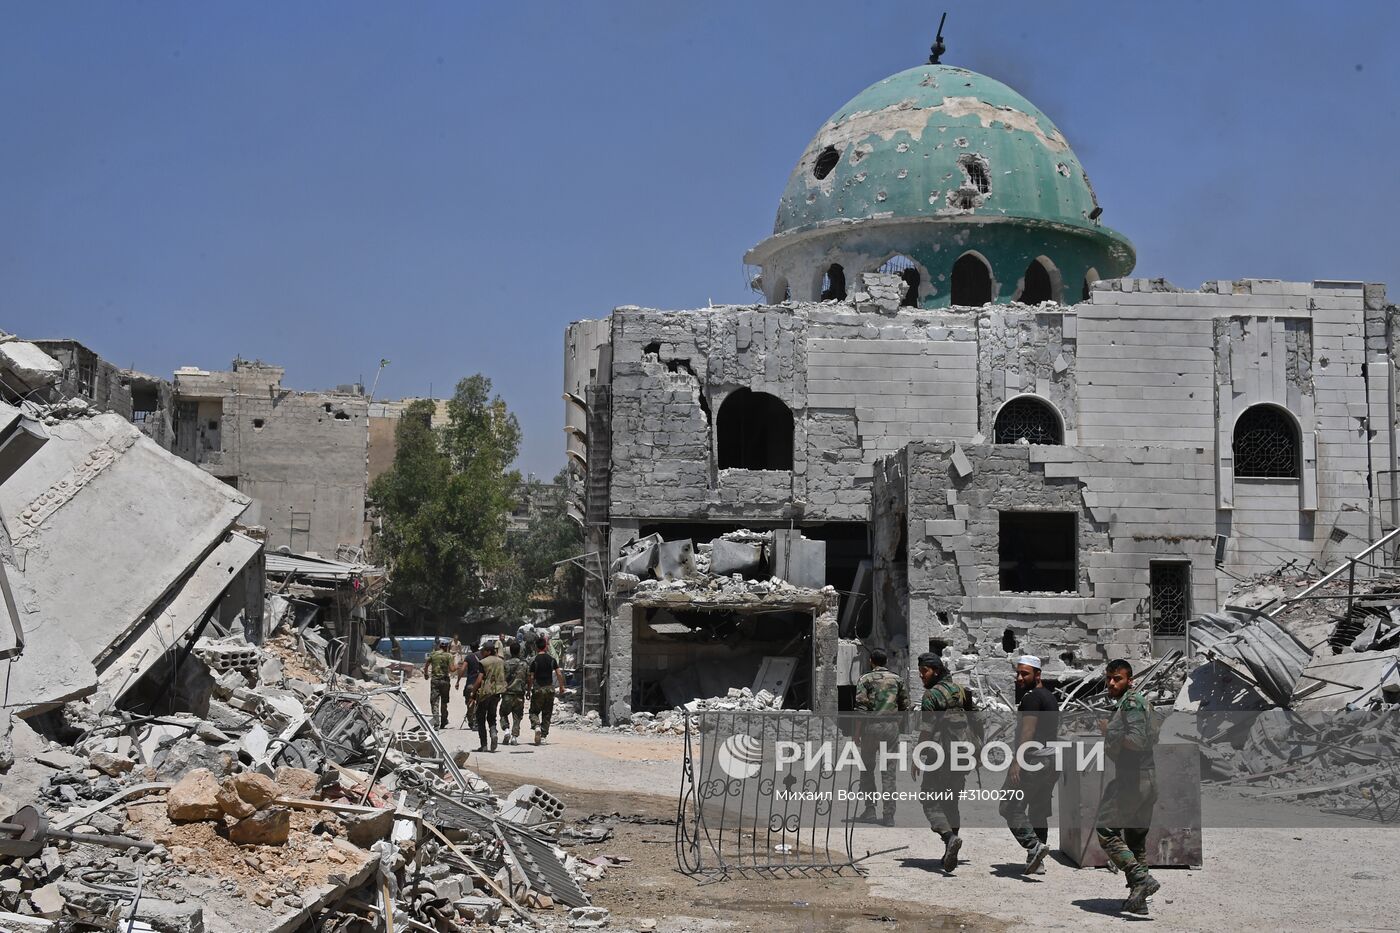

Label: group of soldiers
[423,632,566,750]
[854,649,1162,916]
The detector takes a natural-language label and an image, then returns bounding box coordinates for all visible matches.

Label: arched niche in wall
[717,389,795,471]
[1018,256,1062,305]
[950,252,994,306]
[1233,404,1301,478]
[993,394,1064,445]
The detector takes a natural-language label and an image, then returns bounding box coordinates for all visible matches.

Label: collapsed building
[564,57,1397,721]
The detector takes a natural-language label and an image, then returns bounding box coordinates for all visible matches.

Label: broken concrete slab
[1291,647,1400,710]
[709,538,763,577]
[99,531,263,705]
[1,415,255,716]
[0,341,62,396]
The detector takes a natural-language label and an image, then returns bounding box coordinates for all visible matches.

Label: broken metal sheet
[97,531,263,702]
[1189,611,1311,706]
[265,551,380,582]
[496,821,589,908]
[1290,648,1400,710]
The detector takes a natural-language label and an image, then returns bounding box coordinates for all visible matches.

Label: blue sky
[2,1,1396,476]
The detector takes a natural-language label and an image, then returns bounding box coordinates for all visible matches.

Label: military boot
[1025,841,1049,875]
[856,804,877,822]
[941,834,962,872]
[1123,876,1160,915]
[879,809,895,827]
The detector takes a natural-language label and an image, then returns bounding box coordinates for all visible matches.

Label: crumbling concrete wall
[881,440,1217,690]
[174,361,368,557]
[976,308,1078,442]
[29,340,175,450]
[602,302,981,526]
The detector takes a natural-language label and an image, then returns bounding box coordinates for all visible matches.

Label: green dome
[771,64,1132,266]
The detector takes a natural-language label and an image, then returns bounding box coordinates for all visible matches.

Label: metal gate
[675,710,871,878]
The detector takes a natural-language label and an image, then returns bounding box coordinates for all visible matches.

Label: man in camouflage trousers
[498,640,529,745]
[423,639,454,730]
[917,652,973,873]
[853,648,909,825]
[1096,658,1162,915]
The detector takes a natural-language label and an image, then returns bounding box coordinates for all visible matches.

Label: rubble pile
[0,624,610,931]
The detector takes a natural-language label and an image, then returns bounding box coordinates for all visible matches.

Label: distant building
[30,339,175,449]
[172,359,369,558]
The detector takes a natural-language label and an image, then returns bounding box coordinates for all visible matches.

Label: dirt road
[403,679,1400,932]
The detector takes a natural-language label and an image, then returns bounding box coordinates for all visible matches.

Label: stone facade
[566,276,1396,715]
[173,360,369,557]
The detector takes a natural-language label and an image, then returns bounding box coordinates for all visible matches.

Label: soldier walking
[527,637,565,745]
[1095,659,1162,915]
[423,639,454,730]
[475,640,506,752]
[498,640,529,745]
[853,648,909,826]
[917,652,974,873]
[456,640,482,730]
[999,655,1058,875]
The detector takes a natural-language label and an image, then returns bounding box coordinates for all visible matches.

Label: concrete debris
[0,608,603,932]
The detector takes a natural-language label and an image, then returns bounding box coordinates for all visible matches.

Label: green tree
[497,470,585,620]
[370,376,522,615]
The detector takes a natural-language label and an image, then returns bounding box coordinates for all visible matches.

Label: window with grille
[1233,405,1299,478]
[1150,562,1191,638]
[994,396,1063,445]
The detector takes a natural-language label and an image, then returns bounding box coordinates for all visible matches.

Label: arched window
[994,396,1063,445]
[820,263,847,301]
[1233,405,1300,478]
[1020,257,1060,305]
[951,252,993,306]
[878,255,920,307]
[718,389,794,470]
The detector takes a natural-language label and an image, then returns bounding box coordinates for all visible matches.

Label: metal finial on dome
[928,12,947,64]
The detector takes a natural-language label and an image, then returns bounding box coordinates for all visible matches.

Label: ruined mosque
[563,44,1394,723]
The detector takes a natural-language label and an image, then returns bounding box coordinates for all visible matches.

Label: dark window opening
[820,264,847,301]
[994,396,1063,445]
[252,418,265,429]
[1021,258,1055,304]
[207,420,219,431]
[963,158,990,193]
[1150,562,1191,638]
[717,388,794,471]
[1002,628,1018,652]
[131,385,158,423]
[216,476,239,490]
[813,145,840,180]
[898,268,920,306]
[1233,405,1299,478]
[334,409,351,420]
[951,253,993,306]
[999,512,1077,593]
[77,358,96,398]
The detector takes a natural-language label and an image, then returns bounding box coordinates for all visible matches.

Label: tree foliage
[370,376,522,615]
[496,469,585,620]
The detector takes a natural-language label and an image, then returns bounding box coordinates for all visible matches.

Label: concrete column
[606,600,635,724]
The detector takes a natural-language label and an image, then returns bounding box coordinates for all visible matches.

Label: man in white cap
[998,654,1059,874]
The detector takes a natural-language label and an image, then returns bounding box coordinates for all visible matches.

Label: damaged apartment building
[564,56,1397,722]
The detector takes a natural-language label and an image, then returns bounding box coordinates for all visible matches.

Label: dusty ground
[406,679,1400,933]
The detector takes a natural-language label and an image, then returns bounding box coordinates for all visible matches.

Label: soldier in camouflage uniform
[498,640,529,745]
[853,648,909,825]
[423,640,454,730]
[917,652,973,873]
[1095,658,1161,915]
